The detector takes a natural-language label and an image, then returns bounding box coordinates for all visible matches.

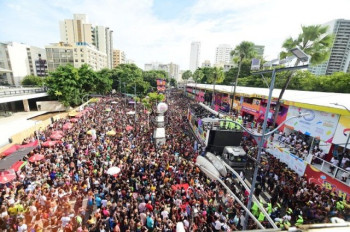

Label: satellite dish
[157,102,168,114]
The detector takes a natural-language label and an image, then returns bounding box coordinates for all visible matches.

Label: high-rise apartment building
[202,60,211,67]
[144,62,180,80]
[309,19,350,75]
[0,42,46,85]
[113,49,126,67]
[45,42,107,72]
[254,45,265,57]
[59,14,113,68]
[215,44,233,64]
[168,63,179,80]
[189,42,201,73]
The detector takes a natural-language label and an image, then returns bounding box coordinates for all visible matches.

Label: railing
[310,155,350,185]
[272,133,350,186]
[0,87,47,97]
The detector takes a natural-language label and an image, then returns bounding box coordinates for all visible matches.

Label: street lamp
[241,55,309,230]
[330,103,350,153]
[290,47,309,62]
[229,81,235,115]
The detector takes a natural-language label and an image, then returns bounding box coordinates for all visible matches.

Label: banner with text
[304,164,350,201]
[267,142,307,176]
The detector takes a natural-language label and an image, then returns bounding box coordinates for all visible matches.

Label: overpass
[0,87,48,112]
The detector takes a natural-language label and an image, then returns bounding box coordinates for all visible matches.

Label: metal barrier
[0,87,47,97]
[311,156,350,186]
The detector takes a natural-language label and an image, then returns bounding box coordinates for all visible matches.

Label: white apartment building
[45,42,108,72]
[215,44,233,64]
[0,42,47,85]
[60,14,114,69]
[202,60,211,67]
[189,41,201,73]
[309,19,350,75]
[254,45,265,57]
[168,63,179,80]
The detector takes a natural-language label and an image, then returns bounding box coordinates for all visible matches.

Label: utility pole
[134,83,137,122]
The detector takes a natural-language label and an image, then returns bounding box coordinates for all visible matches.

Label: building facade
[59,14,114,69]
[168,63,179,80]
[309,19,350,75]
[0,42,47,85]
[202,60,211,67]
[45,42,108,72]
[113,49,126,67]
[189,41,201,73]
[215,44,233,64]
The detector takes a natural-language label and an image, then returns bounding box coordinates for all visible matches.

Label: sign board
[285,106,339,142]
[332,115,350,149]
[251,58,260,70]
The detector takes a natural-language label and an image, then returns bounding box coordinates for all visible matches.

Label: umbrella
[87,129,96,135]
[28,154,45,162]
[107,167,121,175]
[126,125,133,131]
[63,123,73,130]
[70,118,78,123]
[105,108,112,112]
[50,133,63,140]
[42,141,57,147]
[0,170,16,184]
[68,111,78,117]
[106,130,116,136]
[11,161,27,172]
[51,130,64,135]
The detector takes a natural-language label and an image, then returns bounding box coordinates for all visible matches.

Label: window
[81,59,84,62]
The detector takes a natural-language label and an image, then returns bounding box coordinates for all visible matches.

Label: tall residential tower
[189,41,201,73]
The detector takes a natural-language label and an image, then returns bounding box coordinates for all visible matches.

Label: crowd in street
[0,91,349,231]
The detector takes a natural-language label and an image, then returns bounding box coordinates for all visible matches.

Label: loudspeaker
[8,138,13,143]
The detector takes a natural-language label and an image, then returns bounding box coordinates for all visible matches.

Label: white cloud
[1,0,350,70]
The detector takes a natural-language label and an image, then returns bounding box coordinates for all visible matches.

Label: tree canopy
[21,75,44,86]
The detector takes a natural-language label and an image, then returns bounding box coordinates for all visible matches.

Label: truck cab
[221,146,247,171]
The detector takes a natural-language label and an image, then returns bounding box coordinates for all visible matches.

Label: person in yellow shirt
[7,203,17,216]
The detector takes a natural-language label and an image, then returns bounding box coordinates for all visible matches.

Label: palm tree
[231,41,257,107]
[209,67,225,106]
[271,25,333,125]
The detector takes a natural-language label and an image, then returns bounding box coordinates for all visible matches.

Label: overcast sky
[1,0,350,70]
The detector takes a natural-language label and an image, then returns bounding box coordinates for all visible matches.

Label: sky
[1,0,350,70]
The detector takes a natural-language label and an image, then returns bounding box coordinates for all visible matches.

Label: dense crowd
[0,91,349,232]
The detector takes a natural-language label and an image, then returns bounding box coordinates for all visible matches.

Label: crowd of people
[0,91,349,232]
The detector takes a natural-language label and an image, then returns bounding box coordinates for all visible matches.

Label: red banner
[304,164,350,201]
[156,79,166,86]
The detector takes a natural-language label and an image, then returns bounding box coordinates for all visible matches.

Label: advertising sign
[285,106,339,143]
[304,164,350,201]
[332,115,350,149]
[267,142,306,176]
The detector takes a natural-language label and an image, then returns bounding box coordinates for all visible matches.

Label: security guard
[295,215,304,226]
[225,116,231,129]
[336,198,345,211]
[266,202,273,215]
[252,201,259,217]
[258,211,265,222]
[235,115,243,130]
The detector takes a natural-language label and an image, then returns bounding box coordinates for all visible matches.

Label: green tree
[21,75,43,86]
[170,78,177,87]
[143,70,168,88]
[272,25,333,125]
[78,64,98,94]
[95,68,113,94]
[110,64,143,92]
[231,41,257,101]
[223,60,252,85]
[193,69,204,83]
[45,64,82,107]
[182,70,192,80]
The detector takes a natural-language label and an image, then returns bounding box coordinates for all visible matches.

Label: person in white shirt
[17,218,27,232]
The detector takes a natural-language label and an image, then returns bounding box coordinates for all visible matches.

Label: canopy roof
[188,83,350,115]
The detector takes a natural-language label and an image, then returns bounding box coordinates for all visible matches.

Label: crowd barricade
[266,141,307,176]
[310,155,350,186]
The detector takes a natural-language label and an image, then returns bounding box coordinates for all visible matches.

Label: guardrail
[0,87,47,97]
[311,155,350,185]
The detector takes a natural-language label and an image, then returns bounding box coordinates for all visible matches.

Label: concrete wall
[36,101,66,112]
